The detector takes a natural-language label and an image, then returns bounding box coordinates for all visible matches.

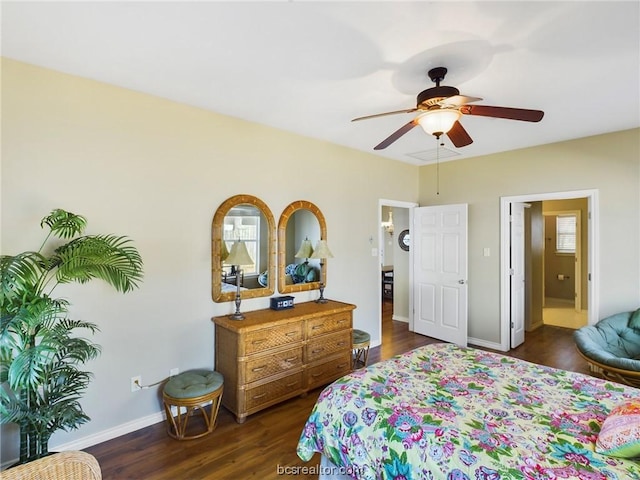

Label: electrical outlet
[170,368,179,377]
[131,375,142,392]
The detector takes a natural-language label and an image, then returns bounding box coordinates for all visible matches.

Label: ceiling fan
[352,67,544,150]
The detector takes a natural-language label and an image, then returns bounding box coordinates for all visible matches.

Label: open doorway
[541,203,588,330]
[378,199,417,346]
[499,190,599,352]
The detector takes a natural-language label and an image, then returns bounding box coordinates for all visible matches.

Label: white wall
[0,59,419,461]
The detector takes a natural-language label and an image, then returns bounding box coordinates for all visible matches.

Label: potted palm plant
[0,209,143,464]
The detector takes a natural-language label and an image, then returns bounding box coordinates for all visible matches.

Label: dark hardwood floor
[85,300,594,479]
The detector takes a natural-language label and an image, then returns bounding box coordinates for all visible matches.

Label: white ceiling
[2,1,639,165]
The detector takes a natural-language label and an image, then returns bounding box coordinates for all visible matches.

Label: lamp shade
[220,240,230,262]
[224,240,254,266]
[310,240,334,259]
[295,238,314,259]
[417,109,461,136]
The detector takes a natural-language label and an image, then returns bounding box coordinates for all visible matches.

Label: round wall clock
[398,229,410,251]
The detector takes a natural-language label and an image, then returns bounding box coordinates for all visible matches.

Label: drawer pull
[251,366,267,372]
[284,357,297,362]
[311,372,324,378]
[337,363,348,369]
[312,325,323,330]
[338,319,347,324]
[337,341,346,347]
[286,382,298,388]
[312,348,324,354]
[252,339,266,345]
[252,393,267,400]
[285,332,297,337]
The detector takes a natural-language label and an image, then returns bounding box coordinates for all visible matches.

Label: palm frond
[54,235,144,293]
[46,368,94,403]
[9,343,57,391]
[2,298,69,390]
[40,209,87,239]
[0,252,49,309]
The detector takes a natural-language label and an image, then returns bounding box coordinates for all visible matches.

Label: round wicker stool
[352,329,371,369]
[162,369,223,440]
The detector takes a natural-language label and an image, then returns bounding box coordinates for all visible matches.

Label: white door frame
[378,199,418,343]
[499,189,599,352]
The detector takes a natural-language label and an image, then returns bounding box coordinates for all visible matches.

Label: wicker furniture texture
[352,329,371,369]
[213,300,355,423]
[0,451,101,480]
[162,369,224,440]
[574,309,640,387]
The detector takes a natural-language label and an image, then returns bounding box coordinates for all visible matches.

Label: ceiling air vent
[406,147,460,164]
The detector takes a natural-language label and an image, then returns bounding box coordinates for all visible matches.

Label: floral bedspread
[297,343,640,479]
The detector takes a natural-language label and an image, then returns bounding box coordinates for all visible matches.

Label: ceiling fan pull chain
[436,136,440,196]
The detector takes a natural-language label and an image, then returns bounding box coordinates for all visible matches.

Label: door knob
[458,279,466,284]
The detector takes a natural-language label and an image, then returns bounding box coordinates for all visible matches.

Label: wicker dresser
[213,300,356,423]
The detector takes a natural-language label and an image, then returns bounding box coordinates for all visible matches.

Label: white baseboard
[391,315,409,323]
[528,321,544,331]
[54,410,166,452]
[1,411,166,470]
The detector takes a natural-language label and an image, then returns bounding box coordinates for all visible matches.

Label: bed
[221,282,247,293]
[297,343,640,479]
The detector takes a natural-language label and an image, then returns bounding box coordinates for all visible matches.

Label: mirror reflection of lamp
[223,240,254,320]
[310,239,334,304]
[221,240,230,262]
[294,237,314,264]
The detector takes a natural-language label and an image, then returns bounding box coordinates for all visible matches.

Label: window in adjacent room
[556,214,576,254]
[223,214,260,275]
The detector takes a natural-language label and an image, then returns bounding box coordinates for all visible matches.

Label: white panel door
[510,202,526,348]
[413,204,468,346]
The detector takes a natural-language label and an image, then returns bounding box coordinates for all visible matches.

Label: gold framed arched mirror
[278,200,327,294]
[212,194,276,302]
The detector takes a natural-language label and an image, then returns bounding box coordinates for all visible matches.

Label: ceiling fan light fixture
[417,109,461,137]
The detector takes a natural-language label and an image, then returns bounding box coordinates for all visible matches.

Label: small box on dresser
[212,300,356,423]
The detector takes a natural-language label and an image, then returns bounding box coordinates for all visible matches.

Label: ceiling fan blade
[438,95,483,107]
[352,108,418,122]
[446,121,473,148]
[460,105,544,122]
[374,120,417,150]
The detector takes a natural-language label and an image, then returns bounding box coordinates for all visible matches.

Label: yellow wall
[2,57,639,458]
[0,58,418,457]
[418,128,640,343]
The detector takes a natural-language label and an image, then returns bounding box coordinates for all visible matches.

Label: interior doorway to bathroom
[542,206,588,330]
[500,189,598,351]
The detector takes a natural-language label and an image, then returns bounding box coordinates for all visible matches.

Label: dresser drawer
[244,323,303,355]
[213,300,356,423]
[307,312,351,338]
[306,330,351,364]
[244,372,304,411]
[306,354,351,389]
[243,347,303,383]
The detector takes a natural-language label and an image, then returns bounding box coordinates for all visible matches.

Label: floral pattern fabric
[297,343,640,479]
